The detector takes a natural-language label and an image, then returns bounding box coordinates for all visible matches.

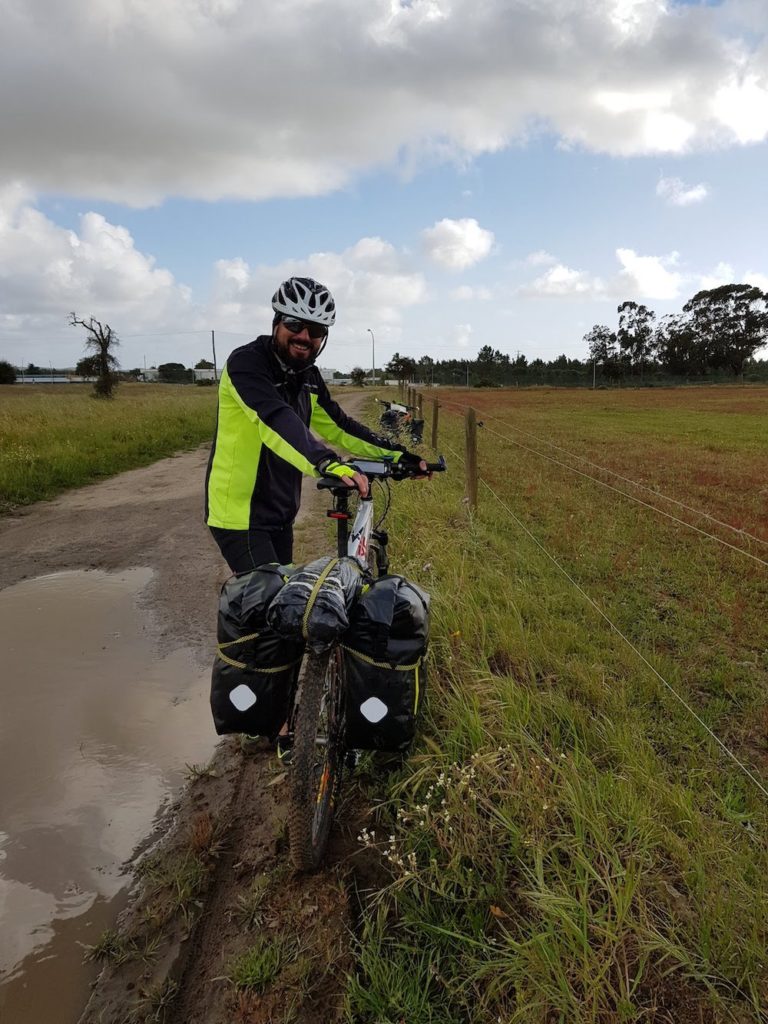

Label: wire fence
[378,383,767,802]
[438,396,768,549]
[419,394,768,569]
[436,434,768,802]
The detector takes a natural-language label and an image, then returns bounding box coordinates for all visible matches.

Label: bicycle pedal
[344,749,360,770]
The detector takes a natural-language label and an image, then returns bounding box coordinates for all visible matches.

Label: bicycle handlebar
[316,455,447,490]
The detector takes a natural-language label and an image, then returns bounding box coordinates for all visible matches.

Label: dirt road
[0,393,379,1024]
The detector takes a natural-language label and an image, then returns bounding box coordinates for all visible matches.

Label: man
[206,276,425,572]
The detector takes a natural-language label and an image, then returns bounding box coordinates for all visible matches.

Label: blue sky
[1,0,767,372]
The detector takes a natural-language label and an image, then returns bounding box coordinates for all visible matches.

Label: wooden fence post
[431,398,439,449]
[417,391,423,418]
[465,406,478,511]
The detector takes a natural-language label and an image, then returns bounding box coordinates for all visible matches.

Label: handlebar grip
[317,477,349,491]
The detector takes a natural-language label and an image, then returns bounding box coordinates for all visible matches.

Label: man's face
[273,318,327,370]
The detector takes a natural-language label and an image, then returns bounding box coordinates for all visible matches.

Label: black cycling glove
[397,450,425,469]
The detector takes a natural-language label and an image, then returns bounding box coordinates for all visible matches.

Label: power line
[441,440,768,802]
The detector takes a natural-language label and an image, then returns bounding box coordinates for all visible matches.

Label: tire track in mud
[164,750,355,1024]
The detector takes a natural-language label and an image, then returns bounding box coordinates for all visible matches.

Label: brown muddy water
[0,568,215,1024]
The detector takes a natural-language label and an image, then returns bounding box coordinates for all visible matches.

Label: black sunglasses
[280,317,328,340]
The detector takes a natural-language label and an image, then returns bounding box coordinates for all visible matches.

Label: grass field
[348,386,768,1024]
[0,384,217,513]
[3,380,766,1020]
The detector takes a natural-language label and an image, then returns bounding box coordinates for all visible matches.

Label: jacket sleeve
[226,349,336,475]
[309,378,407,461]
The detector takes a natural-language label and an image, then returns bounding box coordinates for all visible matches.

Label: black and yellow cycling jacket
[205,336,405,531]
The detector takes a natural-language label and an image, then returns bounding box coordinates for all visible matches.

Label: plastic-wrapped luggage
[341,575,430,752]
[210,564,304,738]
[266,555,363,652]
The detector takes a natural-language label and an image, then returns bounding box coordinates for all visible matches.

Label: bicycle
[286,455,446,871]
[376,399,425,446]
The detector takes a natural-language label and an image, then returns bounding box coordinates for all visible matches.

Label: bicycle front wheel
[288,647,346,872]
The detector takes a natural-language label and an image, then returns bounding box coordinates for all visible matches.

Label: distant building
[193,368,221,382]
[18,375,71,384]
[317,367,337,383]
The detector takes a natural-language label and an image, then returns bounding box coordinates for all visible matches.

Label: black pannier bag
[211,564,305,738]
[342,575,430,752]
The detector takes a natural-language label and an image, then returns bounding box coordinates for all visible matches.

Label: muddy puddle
[0,568,215,1024]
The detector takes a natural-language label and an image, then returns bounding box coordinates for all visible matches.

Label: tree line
[584,284,768,381]
[379,283,768,388]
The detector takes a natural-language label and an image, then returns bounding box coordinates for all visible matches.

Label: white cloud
[0,193,193,355]
[422,218,495,271]
[656,176,709,206]
[520,246,687,301]
[452,285,492,300]
[713,73,768,145]
[209,236,427,361]
[450,323,474,349]
[698,265,768,293]
[745,270,768,292]
[616,247,683,299]
[521,263,606,298]
[0,192,427,367]
[2,1,767,204]
[699,261,735,290]
[526,250,558,267]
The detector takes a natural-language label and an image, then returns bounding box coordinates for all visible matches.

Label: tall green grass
[0,384,216,512]
[346,391,768,1023]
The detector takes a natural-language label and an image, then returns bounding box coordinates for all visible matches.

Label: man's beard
[275,335,315,371]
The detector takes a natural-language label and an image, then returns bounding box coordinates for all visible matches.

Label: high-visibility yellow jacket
[205,336,405,530]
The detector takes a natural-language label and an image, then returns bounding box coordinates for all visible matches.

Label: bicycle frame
[327,489,381,567]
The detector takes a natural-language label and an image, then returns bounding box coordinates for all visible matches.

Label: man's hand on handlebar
[396,450,434,479]
[316,458,370,497]
[346,470,369,497]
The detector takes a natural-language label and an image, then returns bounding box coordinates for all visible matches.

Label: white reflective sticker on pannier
[360,697,388,723]
[229,684,257,712]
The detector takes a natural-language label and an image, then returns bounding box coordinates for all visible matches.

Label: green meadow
[0,384,217,513]
[348,386,768,1023]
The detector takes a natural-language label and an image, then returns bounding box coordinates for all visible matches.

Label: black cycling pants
[209,525,294,574]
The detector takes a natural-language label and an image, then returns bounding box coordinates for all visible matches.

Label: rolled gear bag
[267,555,363,653]
[342,575,430,752]
[211,564,305,738]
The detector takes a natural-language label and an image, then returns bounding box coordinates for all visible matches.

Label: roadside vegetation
[0,384,216,513]
[348,386,768,1023]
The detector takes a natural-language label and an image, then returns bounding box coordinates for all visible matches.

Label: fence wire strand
[440,439,768,801]
[439,397,767,548]
[437,398,768,570]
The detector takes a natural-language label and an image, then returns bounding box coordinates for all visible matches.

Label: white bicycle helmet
[271,277,336,326]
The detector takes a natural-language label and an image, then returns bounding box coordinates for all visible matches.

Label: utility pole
[367,328,375,387]
[211,330,218,380]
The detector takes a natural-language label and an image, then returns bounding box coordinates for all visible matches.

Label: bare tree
[68,313,120,398]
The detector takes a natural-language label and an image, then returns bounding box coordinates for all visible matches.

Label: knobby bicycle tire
[288,647,346,872]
